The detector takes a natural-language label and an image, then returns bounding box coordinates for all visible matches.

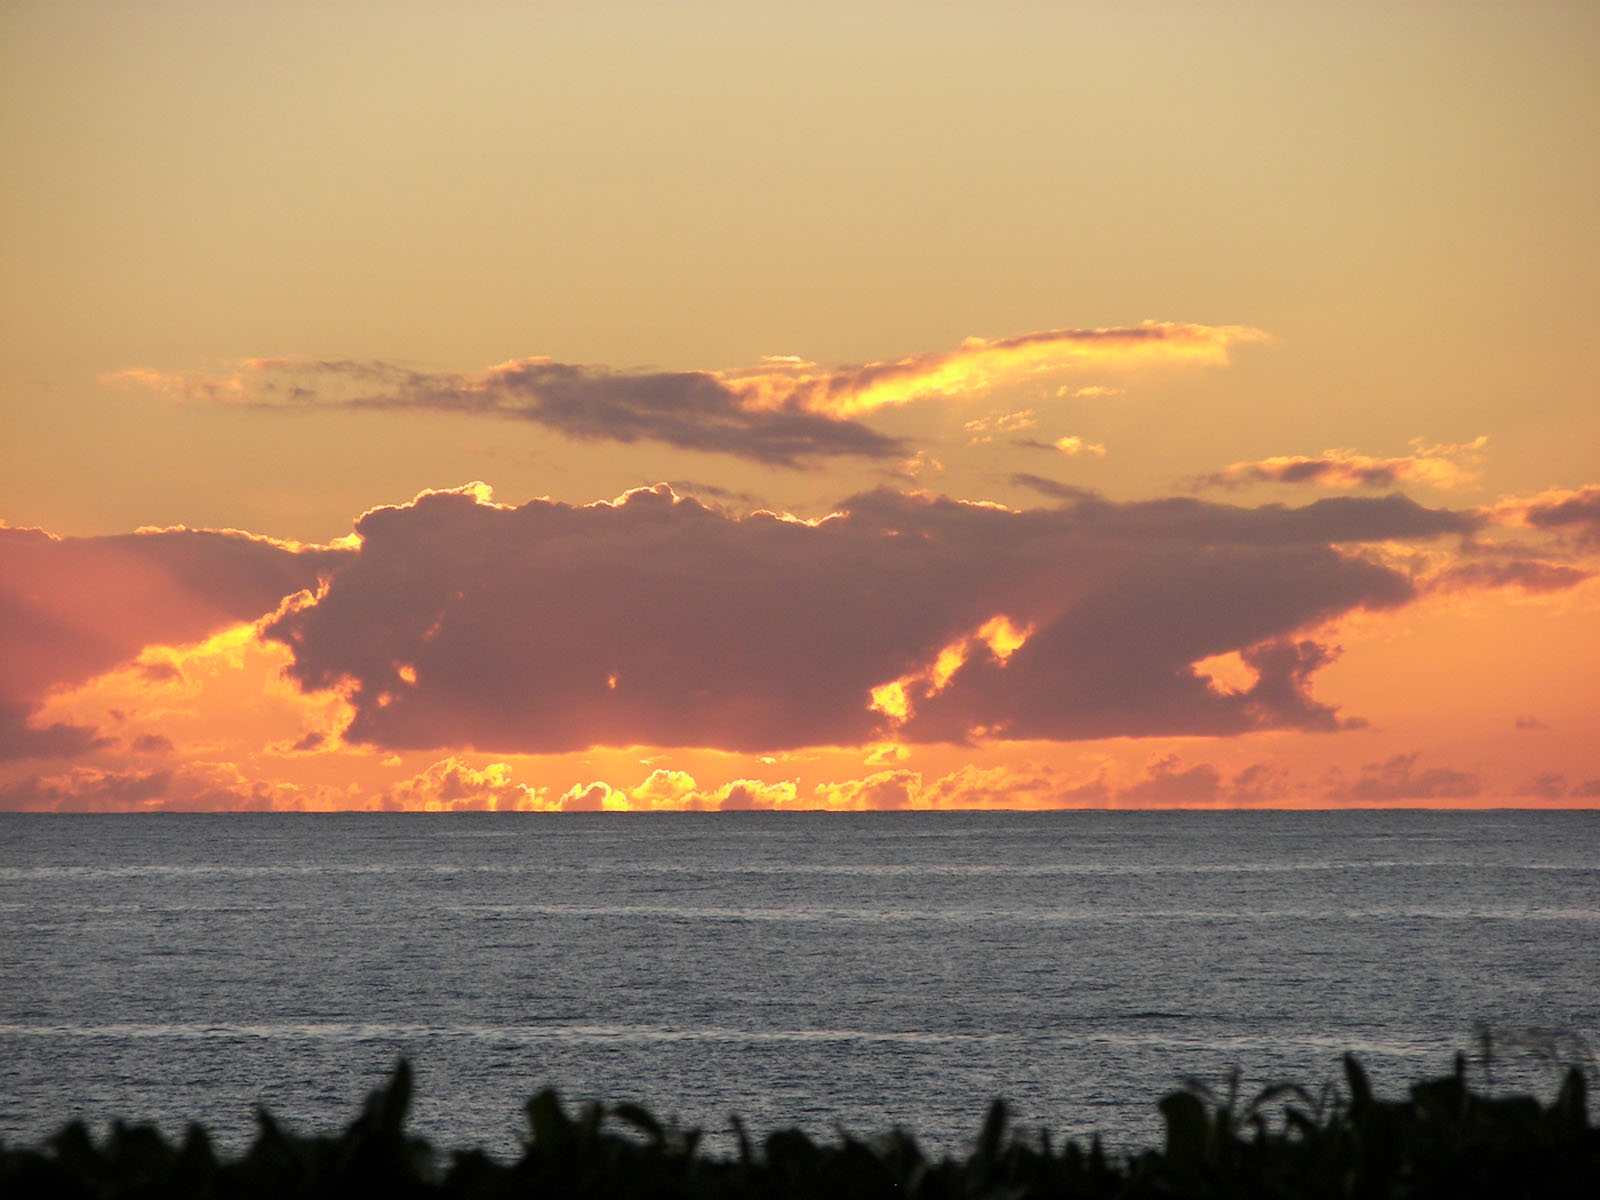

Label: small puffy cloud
[716,779,798,811]
[629,767,701,810]
[559,781,618,812]
[1193,437,1488,492]
[1052,436,1107,457]
[894,451,945,480]
[552,771,795,811]
[1514,715,1549,731]
[964,409,1037,443]
[379,758,546,811]
[811,769,921,810]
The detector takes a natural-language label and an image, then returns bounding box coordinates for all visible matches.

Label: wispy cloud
[1425,558,1590,594]
[1016,435,1108,457]
[1498,485,1600,547]
[104,322,1268,466]
[1191,437,1487,492]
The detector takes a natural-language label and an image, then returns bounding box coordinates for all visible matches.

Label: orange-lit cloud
[256,482,1483,756]
[29,620,358,767]
[721,322,1270,418]
[869,614,1033,730]
[0,524,345,764]
[554,770,799,812]
[103,322,1266,467]
[1424,558,1590,594]
[0,759,336,813]
[378,758,546,812]
[1193,436,1488,492]
[4,475,1593,812]
[964,410,1037,443]
[1496,485,1600,548]
[1013,434,1108,457]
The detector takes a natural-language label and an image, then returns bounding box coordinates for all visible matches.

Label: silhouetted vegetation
[2,1055,1594,1198]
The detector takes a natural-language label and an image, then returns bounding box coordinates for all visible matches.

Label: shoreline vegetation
[2,1056,1595,1198]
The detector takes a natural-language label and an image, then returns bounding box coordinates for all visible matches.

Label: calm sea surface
[2,811,1597,1156]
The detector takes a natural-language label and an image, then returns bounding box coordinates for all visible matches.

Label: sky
[2,1,1597,811]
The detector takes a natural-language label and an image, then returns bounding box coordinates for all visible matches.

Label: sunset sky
[3,1,1597,811]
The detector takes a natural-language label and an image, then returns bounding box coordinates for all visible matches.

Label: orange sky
[2,1,1597,811]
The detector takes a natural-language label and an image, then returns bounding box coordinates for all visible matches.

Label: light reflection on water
[2,810,1596,1156]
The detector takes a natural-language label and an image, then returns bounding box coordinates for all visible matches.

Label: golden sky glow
[2,1,1598,810]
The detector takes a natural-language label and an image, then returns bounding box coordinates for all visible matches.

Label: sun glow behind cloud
[4,439,1599,810]
[4,0,1598,811]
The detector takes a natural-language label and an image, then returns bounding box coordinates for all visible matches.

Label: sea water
[2,811,1597,1156]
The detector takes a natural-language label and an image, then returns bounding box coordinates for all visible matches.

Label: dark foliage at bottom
[2,1055,1594,1198]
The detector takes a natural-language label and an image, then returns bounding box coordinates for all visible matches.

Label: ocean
[2,810,1596,1157]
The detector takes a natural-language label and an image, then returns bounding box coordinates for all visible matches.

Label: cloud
[0,699,109,762]
[260,482,1472,756]
[1323,753,1481,803]
[105,322,1266,467]
[661,480,766,510]
[893,450,945,480]
[553,770,796,812]
[107,357,903,467]
[1425,558,1590,593]
[1513,485,1600,547]
[0,525,346,707]
[1192,437,1488,492]
[716,779,799,811]
[0,760,323,813]
[1008,474,1102,504]
[377,758,545,812]
[964,409,1037,442]
[0,767,174,812]
[26,620,359,780]
[1014,435,1108,457]
[1518,771,1569,800]
[717,322,1269,418]
[1113,754,1223,806]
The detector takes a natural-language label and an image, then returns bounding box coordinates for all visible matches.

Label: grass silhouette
[2,1054,1594,1197]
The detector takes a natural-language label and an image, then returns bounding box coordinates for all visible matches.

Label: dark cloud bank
[259,485,1482,754]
